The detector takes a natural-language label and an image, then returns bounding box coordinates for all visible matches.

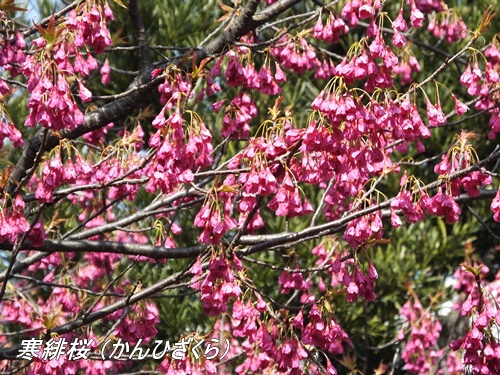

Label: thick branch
[128,0,153,76]
[0,239,202,260]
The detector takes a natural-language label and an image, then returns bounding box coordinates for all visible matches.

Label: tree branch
[0,252,50,283]
[0,239,202,260]
[128,0,153,77]
[21,1,79,38]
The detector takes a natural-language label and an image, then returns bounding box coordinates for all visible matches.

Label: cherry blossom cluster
[332,0,426,89]
[340,0,381,26]
[391,182,459,226]
[272,336,309,374]
[231,297,275,373]
[492,189,500,222]
[22,1,113,131]
[297,303,350,355]
[268,170,314,217]
[452,261,490,315]
[310,83,429,156]
[238,314,310,374]
[461,59,499,134]
[220,46,284,95]
[147,107,213,194]
[194,265,343,374]
[66,1,114,53]
[484,45,500,124]
[305,89,423,217]
[432,131,493,217]
[338,39,397,90]
[0,24,26,77]
[343,210,383,249]
[312,242,378,303]
[398,295,442,373]
[341,0,425,39]
[0,190,44,252]
[314,58,336,80]
[388,131,495,226]
[82,122,114,145]
[202,255,352,373]
[390,173,430,226]
[411,0,444,14]
[461,61,492,97]
[23,249,72,282]
[295,117,346,200]
[428,10,468,44]
[313,11,349,44]
[235,147,278,198]
[194,189,237,245]
[231,295,267,338]
[450,264,500,374]
[278,267,309,294]
[32,142,94,203]
[191,252,242,316]
[145,68,215,195]
[0,117,23,148]
[232,301,313,374]
[54,126,146,241]
[392,0,430,32]
[153,66,193,109]
[271,34,319,74]
[467,44,500,139]
[109,302,160,345]
[0,194,29,244]
[0,20,26,145]
[228,127,308,230]
[393,53,422,86]
[218,91,258,139]
[23,60,85,130]
[1,293,40,329]
[231,293,347,374]
[340,255,378,302]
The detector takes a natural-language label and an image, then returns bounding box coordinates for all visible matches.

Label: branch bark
[0,239,202,260]
[128,0,153,77]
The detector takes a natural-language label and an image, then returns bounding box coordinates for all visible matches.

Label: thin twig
[467,205,500,241]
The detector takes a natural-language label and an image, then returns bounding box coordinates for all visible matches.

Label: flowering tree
[0,0,500,373]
